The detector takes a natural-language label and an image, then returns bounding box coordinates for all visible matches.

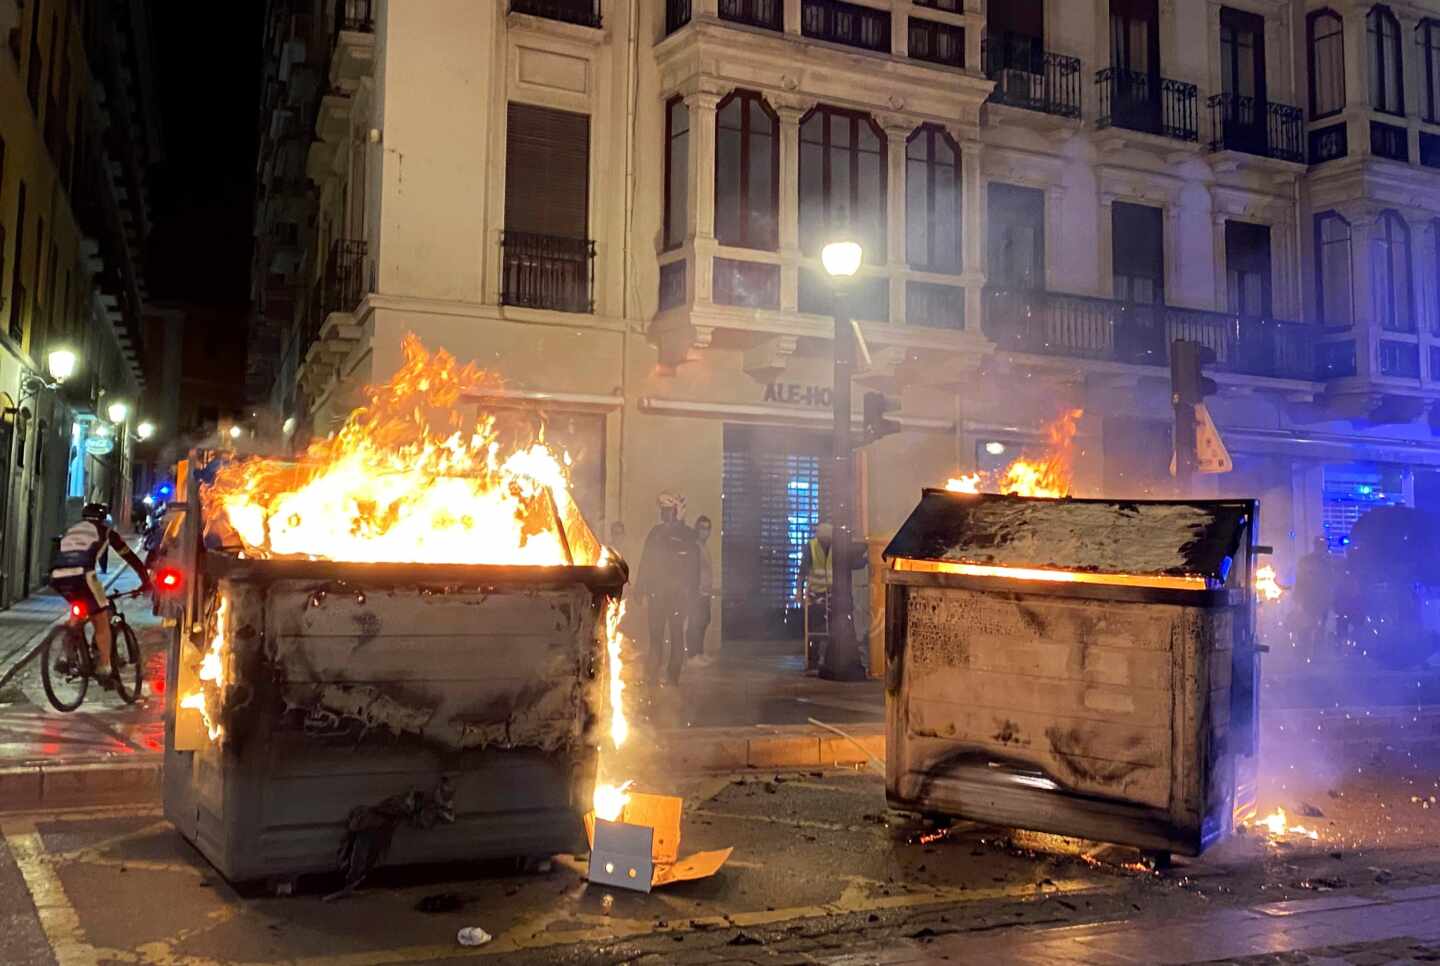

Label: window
[1224,221,1271,318]
[1220,8,1264,101]
[504,102,590,240]
[1367,5,1404,115]
[663,97,688,251]
[799,106,886,262]
[986,183,1045,290]
[1309,11,1345,118]
[715,90,778,251]
[1111,202,1164,304]
[905,125,961,274]
[1110,0,1159,75]
[1434,221,1440,333]
[1316,212,1353,327]
[10,181,25,343]
[1423,20,1440,122]
[908,18,965,69]
[1371,210,1412,332]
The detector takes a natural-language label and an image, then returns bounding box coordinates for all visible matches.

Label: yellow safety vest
[808,538,832,592]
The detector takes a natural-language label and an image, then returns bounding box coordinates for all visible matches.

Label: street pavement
[2,743,1440,964]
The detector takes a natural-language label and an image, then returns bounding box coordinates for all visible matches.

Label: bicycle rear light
[70,601,87,620]
[157,568,183,590]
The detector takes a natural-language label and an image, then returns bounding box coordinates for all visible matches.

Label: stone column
[1044,186,1065,292]
[891,7,908,58]
[1272,218,1298,321]
[686,90,722,304]
[695,0,718,17]
[1403,211,1433,335]
[1346,209,1378,380]
[880,114,913,325]
[1164,205,1183,305]
[1342,9,1369,157]
[1212,213,1230,313]
[775,97,813,312]
[784,0,801,36]
[1400,13,1425,162]
[956,131,985,329]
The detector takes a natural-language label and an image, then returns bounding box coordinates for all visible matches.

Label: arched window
[1422,20,1440,122]
[798,106,886,262]
[905,125,961,274]
[1372,210,1413,331]
[715,90,778,250]
[1368,5,1404,115]
[1315,212,1353,328]
[1308,10,1346,118]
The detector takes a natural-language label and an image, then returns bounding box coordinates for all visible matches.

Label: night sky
[146,3,264,311]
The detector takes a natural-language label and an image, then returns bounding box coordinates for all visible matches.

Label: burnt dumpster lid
[883,490,1254,581]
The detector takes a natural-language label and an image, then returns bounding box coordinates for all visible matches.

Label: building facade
[250,0,1440,646]
[0,0,158,606]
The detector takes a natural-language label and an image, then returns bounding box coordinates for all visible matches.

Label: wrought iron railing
[323,238,368,319]
[720,0,783,31]
[982,34,1082,119]
[1206,94,1304,163]
[983,287,1316,381]
[510,0,602,28]
[801,0,890,53]
[1095,68,1199,142]
[500,232,596,313]
[665,0,692,34]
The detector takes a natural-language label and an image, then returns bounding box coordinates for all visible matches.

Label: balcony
[324,239,369,320]
[330,0,376,87]
[983,34,1082,120]
[1207,94,1304,163]
[500,232,595,313]
[509,0,602,28]
[1095,68,1199,143]
[983,288,1316,382]
[801,0,890,54]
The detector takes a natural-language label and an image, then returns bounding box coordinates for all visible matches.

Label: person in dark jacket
[637,491,700,686]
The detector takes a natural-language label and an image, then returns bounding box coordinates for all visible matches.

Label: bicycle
[40,588,147,712]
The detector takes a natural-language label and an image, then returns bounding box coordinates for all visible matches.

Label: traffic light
[861,392,902,445]
[1170,340,1218,405]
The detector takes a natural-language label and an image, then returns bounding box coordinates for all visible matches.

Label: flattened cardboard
[585,792,731,891]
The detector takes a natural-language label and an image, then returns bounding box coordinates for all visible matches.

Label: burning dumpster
[883,490,1261,857]
[162,337,628,885]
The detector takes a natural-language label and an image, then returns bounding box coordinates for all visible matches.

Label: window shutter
[505,103,590,239]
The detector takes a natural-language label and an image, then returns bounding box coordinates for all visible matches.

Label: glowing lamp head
[985,441,1007,456]
[107,400,129,424]
[47,348,77,383]
[820,240,863,278]
[136,420,155,440]
[282,416,297,436]
[228,425,243,440]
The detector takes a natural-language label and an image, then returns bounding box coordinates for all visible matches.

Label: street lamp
[136,421,156,441]
[107,400,129,424]
[46,347,77,384]
[819,239,867,682]
[228,425,243,440]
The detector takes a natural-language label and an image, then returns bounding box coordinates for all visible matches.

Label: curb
[4,708,1438,814]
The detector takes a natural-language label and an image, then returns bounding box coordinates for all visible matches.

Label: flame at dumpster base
[179,594,229,741]
[593,596,632,821]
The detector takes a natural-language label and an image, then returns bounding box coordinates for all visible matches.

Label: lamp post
[819,240,867,682]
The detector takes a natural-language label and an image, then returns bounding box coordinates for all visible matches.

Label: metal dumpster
[163,466,625,885]
[883,490,1260,857]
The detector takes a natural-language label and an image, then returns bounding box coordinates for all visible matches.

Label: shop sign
[84,435,115,456]
[763,383,832,408]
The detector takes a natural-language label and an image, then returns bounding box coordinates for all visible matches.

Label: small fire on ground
[946,409,1084,499]
[1253,807,1320,841]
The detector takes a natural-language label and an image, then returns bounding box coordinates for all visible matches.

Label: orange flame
[1256,807,1319,840]
[201,335,598,566]
[179,593,228,741]
[1255,565,1283,602]
[946,409,1084,499]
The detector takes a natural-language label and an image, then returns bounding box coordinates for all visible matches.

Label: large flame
[946,409,1084,499]
[201,335,595,566]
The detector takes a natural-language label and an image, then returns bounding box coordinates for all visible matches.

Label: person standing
[1294,536,1335,649]
[687,515,716,669]
[637,492,699,686]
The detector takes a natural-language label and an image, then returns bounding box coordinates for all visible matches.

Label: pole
[1171,342,1196,493]
[822,283,865,681]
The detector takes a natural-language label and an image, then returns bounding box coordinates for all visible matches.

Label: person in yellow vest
[804,523,834,595]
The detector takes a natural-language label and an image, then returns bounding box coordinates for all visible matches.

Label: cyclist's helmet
[81,502,111,523]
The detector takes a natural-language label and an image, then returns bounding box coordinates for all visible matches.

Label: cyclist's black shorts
[49,571,110,614]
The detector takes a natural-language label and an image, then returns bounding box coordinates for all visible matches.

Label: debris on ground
[415,893,467,914]
[457,926,492,947]
[727,932,764,946]
[1297,802,1325,818]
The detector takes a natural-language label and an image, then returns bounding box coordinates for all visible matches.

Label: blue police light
[1357,485,1373,495]
[157,483,173,498]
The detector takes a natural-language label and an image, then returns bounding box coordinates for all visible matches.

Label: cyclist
[49,502,151,682]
